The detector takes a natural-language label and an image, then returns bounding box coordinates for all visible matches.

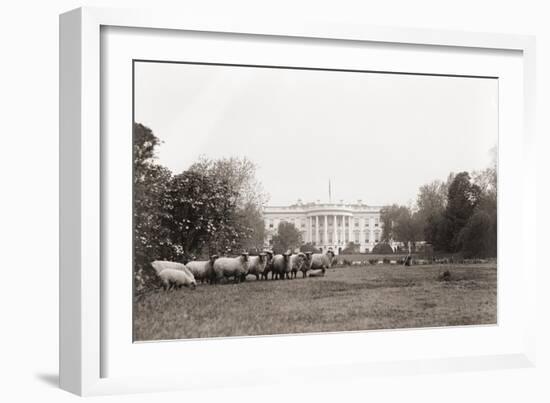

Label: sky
[134,61,498,206]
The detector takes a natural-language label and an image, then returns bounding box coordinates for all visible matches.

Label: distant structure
[263,199,385,254]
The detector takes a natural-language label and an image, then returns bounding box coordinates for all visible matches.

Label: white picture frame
[59,6,537,396]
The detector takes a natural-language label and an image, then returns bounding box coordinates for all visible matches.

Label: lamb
[247,253,268,280]
[212,253,249,284]
[301,250,335,277]
[157,268,197,291]
[270,253,290,280]
[288,253,306,279]
[186,255,218,284]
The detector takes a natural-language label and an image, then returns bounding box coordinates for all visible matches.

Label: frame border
[59,6,537,396]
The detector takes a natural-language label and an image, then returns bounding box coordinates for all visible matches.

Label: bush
[341,242,360,254]
[371,242,394,254]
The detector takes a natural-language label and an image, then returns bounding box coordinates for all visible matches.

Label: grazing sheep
[260,250,274,280]
[151,260,194,277]
[157,268,197,291]
[271,253,290,280]
[288,253,306,279]
[308,269,325,277]
[186,255,218,284]
[301,250,335,277]
[247,253,268,280]
[212,253,249,284]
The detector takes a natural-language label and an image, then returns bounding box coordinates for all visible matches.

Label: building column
[324,215,328,246]
[308,217,312,243]
[359,217,364,251]
[342,215,346,245]
[348,216,353,244]
[315,216,319,244]
[333,214,338,247]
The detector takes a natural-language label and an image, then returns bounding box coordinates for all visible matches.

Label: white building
[263,199,384,254]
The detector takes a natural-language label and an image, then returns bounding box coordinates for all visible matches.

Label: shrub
[371,242,394,254]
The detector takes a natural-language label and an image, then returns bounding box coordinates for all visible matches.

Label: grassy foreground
[133,263,497,341]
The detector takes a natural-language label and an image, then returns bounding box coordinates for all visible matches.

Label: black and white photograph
[132,61,498,342]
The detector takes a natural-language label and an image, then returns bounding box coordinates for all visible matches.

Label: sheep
[270,253,290,280]
[151,260,194,277]
[288,253,306,279]
[212,253,249,284]
[247,253,268,280]
[308,269,325,277]
[185,255,218,284]
[157,268,197,291]
[260,250,274,280]
[301,250,335,277]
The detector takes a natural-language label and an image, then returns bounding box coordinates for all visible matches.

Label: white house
[263,199,385,254]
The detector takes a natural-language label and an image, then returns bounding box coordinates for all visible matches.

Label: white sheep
[260,250,274,280]
[301,250,335,277]
[288,253,306,279]
[308,269,325,277]
[212,253,249,283]
[151,260,194,277]
[157,268,197,291]
[270,253,290,280]
[186,255,218,284]
[247,253,268,280]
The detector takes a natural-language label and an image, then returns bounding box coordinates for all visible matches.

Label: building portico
[264,200,384,254]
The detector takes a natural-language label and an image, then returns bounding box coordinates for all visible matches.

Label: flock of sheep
[151,250,337,291]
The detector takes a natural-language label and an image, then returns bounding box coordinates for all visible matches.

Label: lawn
[133,263,497,341]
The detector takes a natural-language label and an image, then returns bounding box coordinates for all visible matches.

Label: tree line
[380,148,497,258]
[133,123,267,292]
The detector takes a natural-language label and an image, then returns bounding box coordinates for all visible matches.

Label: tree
[162,169,243,259]
[133,123,174,292]
[456,209,496,258]
[187,156,267,255]
[271,222,302,254]
[416,176,453,248]
[236,201,266,253]
[380,204,423,246]
[443,172,481,252]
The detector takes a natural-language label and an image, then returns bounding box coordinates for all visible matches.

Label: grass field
[133,263,497,341]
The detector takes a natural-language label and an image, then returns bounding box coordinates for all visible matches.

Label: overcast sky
[134,61,498,206]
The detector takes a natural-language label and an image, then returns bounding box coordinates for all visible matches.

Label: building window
[269,223,274,228]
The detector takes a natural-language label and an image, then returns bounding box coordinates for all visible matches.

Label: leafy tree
[187,156,267,255]
[444,172,481,252]
[456,209,496,258]
[162,169,242,259]
[380,204,423,246]
[133,123,173,292]
[271,222,302,254]
[416,176,454,249]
